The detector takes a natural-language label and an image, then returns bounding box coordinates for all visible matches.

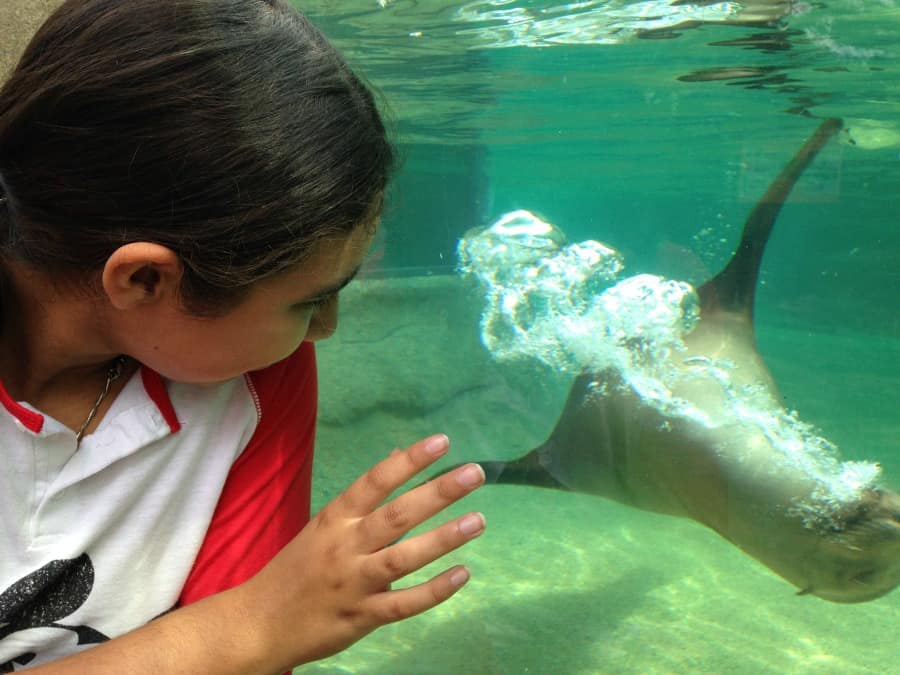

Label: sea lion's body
[522,325,900,603]
[474,118,900,602]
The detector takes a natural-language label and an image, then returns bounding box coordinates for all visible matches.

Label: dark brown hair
[0,0,393,314]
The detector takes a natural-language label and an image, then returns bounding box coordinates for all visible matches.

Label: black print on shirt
[0,554,108,672]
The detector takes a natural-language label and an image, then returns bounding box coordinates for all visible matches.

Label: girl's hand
[243,434,485,669]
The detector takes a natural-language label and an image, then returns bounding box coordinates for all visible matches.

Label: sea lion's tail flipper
[481,452,568,489]
[431,452,567,490]
[698,118,843,319]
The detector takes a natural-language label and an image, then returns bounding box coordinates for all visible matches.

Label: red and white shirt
[0,343,317,670]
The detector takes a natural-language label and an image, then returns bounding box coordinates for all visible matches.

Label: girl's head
[0,0,393,317]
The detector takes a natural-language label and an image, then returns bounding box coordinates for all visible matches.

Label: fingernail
[455,463,485,489]
[450,567,470,588]
[459,512,485,537]
[424,434,449,456]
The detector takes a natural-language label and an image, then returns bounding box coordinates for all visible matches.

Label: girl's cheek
[291,311,316,345]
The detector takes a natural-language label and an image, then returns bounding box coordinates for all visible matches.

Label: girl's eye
[304,293,337,311]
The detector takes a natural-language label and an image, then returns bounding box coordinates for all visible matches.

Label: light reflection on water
[299,0,900,146]
[449,0,793,48]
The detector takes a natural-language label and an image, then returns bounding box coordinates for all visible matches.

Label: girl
[0,0,486,672]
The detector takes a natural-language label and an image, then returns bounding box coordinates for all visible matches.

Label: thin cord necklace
[75,356,127,447]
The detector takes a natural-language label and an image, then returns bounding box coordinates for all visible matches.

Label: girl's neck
[0,260,123,403]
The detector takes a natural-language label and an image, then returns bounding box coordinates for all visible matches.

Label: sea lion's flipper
[447,371,630,496]
[698,118,842,320]
[479,453,568,489]
[431,373,621,492]
[432,454,568,490]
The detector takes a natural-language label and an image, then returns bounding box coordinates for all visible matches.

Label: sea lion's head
[802,488,900,603]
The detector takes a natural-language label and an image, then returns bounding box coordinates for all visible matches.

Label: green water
[294,2,900,673]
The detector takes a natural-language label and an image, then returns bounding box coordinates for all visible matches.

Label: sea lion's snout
[810,571,900,603]
[803,562,900,603]
[806,489,900,603]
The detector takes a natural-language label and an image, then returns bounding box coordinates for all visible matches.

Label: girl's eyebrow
[298,265,361,303]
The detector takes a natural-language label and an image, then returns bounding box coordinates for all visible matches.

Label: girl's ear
[102,243,183,310]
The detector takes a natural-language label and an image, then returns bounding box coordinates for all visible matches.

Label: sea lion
[465,118,900,603]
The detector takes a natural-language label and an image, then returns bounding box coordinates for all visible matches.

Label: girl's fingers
[338,434,451,515]
[362,463,485,552]
[361,511,486,587]
[357,565,473,628]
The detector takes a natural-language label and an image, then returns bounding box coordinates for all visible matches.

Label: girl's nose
[305,296,339,342]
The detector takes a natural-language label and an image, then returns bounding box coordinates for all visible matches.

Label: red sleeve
[178,342,317,606]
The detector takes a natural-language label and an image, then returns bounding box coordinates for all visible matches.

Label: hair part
[0,0,393,315]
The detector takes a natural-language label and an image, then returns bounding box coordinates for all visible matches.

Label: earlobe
[102,243,182,310]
